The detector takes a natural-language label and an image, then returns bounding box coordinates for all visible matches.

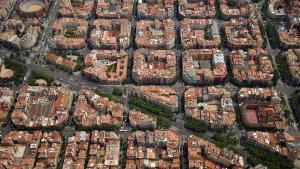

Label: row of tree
[246,145,294,169]
[129,96,174,129]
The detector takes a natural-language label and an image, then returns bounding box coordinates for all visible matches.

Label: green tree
[291,91,300,122]
[157,117,171,129]
[275,52,293,83]
[0,58,26,86]
[227,0,237,7]
[184,119,207,134]
[112,87,123,97]
[265,21,280,49]
[246,145,294,169]
[129,96,175,120]
[211,133,239,147]
[64,30,77,38]
[28,70,54,85]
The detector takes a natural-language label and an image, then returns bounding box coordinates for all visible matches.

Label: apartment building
[130,85,178,112]
[73,89,124,128]
[279,24,300,48]
[238,87,285,129]
[0,19,39,49]
[224,17,263,49]
[129,110,157,130]
[285,49,300,85]
[182,48,227,85]
[184,87,236,130]
[187,135,244,168]
[96,0,133,19]
[87,130,120,168]
[220,0,255,18]
[35,131,62,168]
[0,87,14,122]
[51,18,88,50]
[245,131,298,159]
[180,19,220,49]
[137,0,174,20]
[132,49,176,84]
[125,130,181,169]
[58,0,94,19]
[89,19,131,49]
[47,53,77,70]
[135,19,175,49]
[230,49,275,85]
[63,131,90,168]
[178,0,215,19]
[83,50,128,85]
[0,130,42,168]
[11,85,73,128]
[0,0,15,20]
